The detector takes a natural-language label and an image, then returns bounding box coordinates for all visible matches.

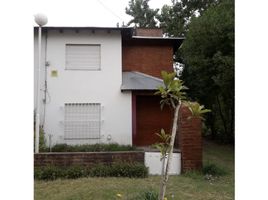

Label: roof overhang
[33,26,184,52]
[121,71,164,91]
[123,35,184,53]
[34,26,133,38]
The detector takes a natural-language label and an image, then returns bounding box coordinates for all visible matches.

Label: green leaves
[162,71,176,87]
[155,129,171,144]
[186,102,211,120]
[181,0,234,142]
[155,71,188,109]
[152,129,171,158]
[126,0,159,28]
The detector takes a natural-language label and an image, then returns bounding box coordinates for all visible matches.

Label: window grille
[65,44,101,70]
[64,103,101,139]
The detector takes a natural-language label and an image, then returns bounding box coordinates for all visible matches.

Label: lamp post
[34,13,47,153]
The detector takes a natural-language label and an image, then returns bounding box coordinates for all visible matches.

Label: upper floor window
[65,44,101,70]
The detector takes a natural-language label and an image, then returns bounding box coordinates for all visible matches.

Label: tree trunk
[159,154,166,197]
[216,95,227,137]
[207,112,216,140]
[159,103,181,200]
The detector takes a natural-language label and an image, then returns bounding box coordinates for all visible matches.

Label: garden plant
[155,71,210,200]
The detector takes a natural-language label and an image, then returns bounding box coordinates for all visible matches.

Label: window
[65,44,101,70]
[64,103,101,139]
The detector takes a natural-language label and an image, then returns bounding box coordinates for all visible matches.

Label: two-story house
[34,27,183,147]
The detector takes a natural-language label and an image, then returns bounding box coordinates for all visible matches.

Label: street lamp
[34,13,47,153]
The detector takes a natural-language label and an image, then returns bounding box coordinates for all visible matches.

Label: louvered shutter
[66,44,100,70]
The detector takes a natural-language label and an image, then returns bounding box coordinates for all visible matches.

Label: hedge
[40,143,137,152]
[34,162,148,180]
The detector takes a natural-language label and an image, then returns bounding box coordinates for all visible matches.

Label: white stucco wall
[34,29,132,146]
[145,152,181,175]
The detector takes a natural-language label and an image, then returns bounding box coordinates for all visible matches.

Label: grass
[34,140,234,200]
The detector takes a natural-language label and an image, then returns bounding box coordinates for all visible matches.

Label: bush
[134,190,159,200]
[89,162,148,178]
[34,165,63,181]
[182,163,227,180]
[49,143,137,152]
[89,164,112,177]
[64,166,89,179]
[183,170,203,179]
[34,127,49,152]
[34,162,148,180]
[202,163,227,176]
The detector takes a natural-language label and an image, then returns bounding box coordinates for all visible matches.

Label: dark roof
[34,26,132,31]
[34,26,184,51]
[121,71,164,91]
[129,36,184,53]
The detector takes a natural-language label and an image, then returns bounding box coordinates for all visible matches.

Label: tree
[125,0,159,28]
[157,0,217,66]
[157,0,218,37]
[155,71,187,200]
[155,71,210,200]
[181,0,234,143]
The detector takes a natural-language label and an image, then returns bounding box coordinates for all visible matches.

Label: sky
[33,0,172,27]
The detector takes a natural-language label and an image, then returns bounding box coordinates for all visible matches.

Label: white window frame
[64,103,101,140]
[65,44,101,70]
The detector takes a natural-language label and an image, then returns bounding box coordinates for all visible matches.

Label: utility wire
[96,0,124,22]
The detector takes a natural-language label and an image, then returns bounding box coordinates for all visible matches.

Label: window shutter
[66,44,100,70]
[64,103,101,139]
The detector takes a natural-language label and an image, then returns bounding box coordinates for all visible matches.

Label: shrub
[134,190,159,200]
[49,143,137,152]
[202,163,227,176]
[89,164,112,177]
[90,162,148,178]
[34,162,148,180]
[182,163,227,180]
[34,127,49,152]
[34,165,63,181]
[50,143,71,152]
[64,166,89,179]
[183,170,203,179]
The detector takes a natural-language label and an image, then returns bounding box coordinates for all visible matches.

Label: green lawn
[34,141,234,200]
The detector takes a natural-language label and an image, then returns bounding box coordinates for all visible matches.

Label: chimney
[134,28,163,37]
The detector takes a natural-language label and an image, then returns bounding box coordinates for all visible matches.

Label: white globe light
[34,13,48,26]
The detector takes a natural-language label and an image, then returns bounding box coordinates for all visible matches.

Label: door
[133,95,173,146]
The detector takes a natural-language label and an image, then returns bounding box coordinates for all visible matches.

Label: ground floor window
[64,103,101,139]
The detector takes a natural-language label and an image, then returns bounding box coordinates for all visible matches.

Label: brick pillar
[178,105,202,172]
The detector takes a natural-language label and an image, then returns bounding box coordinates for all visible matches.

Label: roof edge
[130,71,163,82]
[132,36,185,40]
[34,26,133,30]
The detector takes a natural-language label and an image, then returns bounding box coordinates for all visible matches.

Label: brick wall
[34,151,144,167]
[134,28,163,37]
[178,105,203,172]
[122,45,173,78]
